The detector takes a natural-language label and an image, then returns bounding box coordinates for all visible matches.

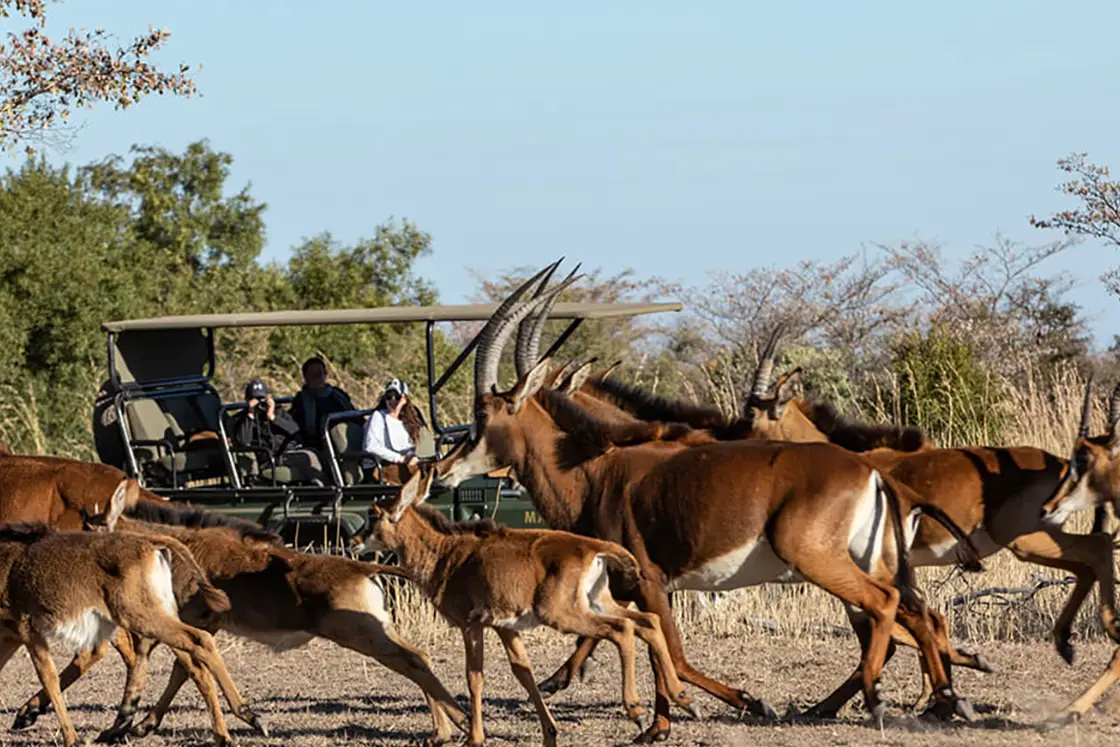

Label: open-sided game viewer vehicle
[92,301,681,550]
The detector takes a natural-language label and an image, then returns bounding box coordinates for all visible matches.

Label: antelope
[432,263,984,742]
[0,453,167,530]
[351,465,696,747]
[1035,381,1120,722]
[547,334,1120,721]
[0,480,251,747]
[22,494,471,746]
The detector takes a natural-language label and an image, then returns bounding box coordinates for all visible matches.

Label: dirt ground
[0,629,1118,746]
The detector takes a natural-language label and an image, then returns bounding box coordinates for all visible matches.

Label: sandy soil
[0,628,1118,746]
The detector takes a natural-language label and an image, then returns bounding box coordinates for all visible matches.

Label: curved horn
[747,323,787,403]
[1109,380,1120,429]
[474,262,559,397]
[522,263,581,374]
[1068,374,1096,484]
[476,268,583,395]
[514,262,562,377]
[1078,374,1094,441]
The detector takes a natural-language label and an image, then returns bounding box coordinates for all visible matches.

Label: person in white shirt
[362,378,423,481]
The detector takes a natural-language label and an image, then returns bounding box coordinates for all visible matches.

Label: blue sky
[31,1,1120,345]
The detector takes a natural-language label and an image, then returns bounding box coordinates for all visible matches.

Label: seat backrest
[415,426,436,459]
[329,417,367,486]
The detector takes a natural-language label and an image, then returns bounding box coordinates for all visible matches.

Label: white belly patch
[51,609,118,654]
[669,538,801,593]
[910,529,1001,567]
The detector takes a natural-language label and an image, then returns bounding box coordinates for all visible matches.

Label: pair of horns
[1066,376,1120,483]
[473,260,582,397]
[745,323,788,410]
[514,263,581,378]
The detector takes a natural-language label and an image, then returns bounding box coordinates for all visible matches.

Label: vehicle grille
[457,487,485,504]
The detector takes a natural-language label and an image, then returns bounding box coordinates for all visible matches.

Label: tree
[0,0,197,153]
[1031,152,1120,296]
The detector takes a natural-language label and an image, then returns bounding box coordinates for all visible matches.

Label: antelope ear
[773,367,804,413]
[512,356,553,412]
[594,360,623,382]
[390,467,433,522]
[559,359,596,394]
[105,479,129,531]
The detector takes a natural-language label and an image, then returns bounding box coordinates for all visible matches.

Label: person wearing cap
[231,378,324,485]
[362,378,425,482]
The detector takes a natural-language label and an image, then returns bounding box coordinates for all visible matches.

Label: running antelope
[433,264,983,742]
[0,481,250,747]
[549,339,1120,720]
[0,453,166,530]
[352,466,694,747]
[19,497,470,746]
[1036,380,1120,722]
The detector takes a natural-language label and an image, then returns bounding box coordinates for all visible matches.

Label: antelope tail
[878,473,921,609]
[360,561,416,583]
[156,535,231,615]
[911,503,984,573]
[600,547,644,591]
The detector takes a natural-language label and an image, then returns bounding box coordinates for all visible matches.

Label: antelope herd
[0,261,1119,746]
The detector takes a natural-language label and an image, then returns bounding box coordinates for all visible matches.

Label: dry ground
[0,627,1118,747]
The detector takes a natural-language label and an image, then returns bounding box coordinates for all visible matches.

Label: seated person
[362,378,425,483]
[289,356,355,450]
[232,378,324,485]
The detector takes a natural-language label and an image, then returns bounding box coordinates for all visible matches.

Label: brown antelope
[352,466,695,747]
[432,264,983,742]
[517,307,987,710]
[0,453,166,530]
[0,481,252,747]
[548,337,1120,721]
[20,494,470,746]
[1035,380,1120,722]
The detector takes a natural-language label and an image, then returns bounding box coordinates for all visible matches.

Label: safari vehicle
[92,302,681,550]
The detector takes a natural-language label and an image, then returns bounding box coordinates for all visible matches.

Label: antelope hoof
[678,696,702,720]
[213,736,234,747]
[239,709,269,737]
[974,654,995,674]
[749,697,779,721]
[578,654,599,684]
[625,701,648,727]
[633,724,670,744]
[1055,633,1075,665]
[538,673,571,697]
[869,701,887,729]
[1040,711,1080,732]
[128,715,159,739]
[953,697,977,722]
[10,703,42,731]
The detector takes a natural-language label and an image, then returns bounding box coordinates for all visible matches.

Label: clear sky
[32,1,1120,345]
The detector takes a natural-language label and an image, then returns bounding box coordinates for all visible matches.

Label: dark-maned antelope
[0,453,166,530]
[24,495,469,746]
[433,264,983,742]
[550,337,1120,721]
[1036,380,1120,722]
[0,481,249,747]
[352,466,694,747]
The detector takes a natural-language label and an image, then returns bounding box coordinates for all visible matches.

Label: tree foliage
[0,0,198,153]
[1031,152,1120,296]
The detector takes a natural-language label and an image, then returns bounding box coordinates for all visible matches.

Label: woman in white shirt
[362,378,424,480]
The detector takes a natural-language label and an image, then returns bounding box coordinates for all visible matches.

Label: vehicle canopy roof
[102,302,682,389]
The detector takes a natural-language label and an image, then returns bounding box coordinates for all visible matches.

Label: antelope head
[354,464,437,553]
[740,326,828,442]
[1040,377,1120,524]
[435,262,581,488]
[79,479,134,533]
